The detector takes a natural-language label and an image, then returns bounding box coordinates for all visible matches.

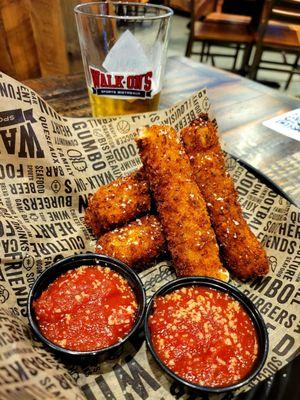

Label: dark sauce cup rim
[144,276,269,394]
[28,253,146,357]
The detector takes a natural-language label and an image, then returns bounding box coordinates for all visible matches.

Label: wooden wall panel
[28,0,69,76]
[0,15,15,77]
[0,0,40,79]
[60,0,84,75]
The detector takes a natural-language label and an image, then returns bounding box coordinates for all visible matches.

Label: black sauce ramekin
[144,277,268,394]
[28,253,146,359]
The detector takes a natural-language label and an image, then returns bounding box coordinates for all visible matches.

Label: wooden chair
[248,0,300,89]
[185,0,264,73]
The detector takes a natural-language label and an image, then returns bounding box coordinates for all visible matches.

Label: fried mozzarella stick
[85,169,151,237]
[95,215,166,268]
[181,115,269,279]
[136,125,229,281]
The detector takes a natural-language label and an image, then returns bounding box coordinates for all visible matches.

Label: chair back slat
[269,0,300,24]
[272,8,300,24]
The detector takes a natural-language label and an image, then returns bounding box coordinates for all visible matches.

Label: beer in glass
[75,2,173,117]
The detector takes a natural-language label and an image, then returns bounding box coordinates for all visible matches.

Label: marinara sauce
[33,266,138,351]
[149,286,258,387]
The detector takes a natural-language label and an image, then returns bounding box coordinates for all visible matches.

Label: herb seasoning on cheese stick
[95,215,166,268]
[85,169,151,237]
[181,115,269,279]
[136,125,229,281]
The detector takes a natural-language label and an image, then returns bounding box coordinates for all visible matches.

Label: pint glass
[75,2,173,117]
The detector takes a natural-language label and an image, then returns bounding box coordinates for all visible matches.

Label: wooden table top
[25,56,300,206]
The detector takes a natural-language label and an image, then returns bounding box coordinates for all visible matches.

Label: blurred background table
[25,55,300,206]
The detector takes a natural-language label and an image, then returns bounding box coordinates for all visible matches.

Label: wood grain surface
[24,56,300,205]
[0,0,41,80]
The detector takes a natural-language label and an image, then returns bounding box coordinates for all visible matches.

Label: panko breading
[85,169,151,237]
[136,125,229,281]
[181,114,269,279]
[95,215,166,268]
